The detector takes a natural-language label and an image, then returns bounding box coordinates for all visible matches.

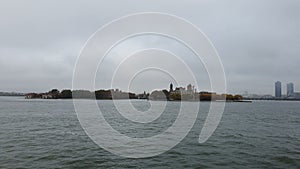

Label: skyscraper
[287,83,294,97]
[275,81,282,98]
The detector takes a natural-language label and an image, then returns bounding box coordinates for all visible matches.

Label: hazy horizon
[1,0,300,95]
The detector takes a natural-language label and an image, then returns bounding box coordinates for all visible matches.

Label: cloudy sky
[0,0,299,95]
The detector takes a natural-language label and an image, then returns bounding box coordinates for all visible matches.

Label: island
[25,83,244,102]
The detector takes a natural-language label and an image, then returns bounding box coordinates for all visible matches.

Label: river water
[0,96,299,168]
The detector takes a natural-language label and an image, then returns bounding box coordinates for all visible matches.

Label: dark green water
[0,97,299,168]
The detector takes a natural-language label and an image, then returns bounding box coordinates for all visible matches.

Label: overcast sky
[0,0,299,95]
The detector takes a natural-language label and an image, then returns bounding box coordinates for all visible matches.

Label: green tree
[60,90,72,99]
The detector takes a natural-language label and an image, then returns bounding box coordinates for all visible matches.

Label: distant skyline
[275,81,282,98]
[2,81,300,97]
[1,0,300,94]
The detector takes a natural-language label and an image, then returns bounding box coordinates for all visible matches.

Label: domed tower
[169,83,174,92]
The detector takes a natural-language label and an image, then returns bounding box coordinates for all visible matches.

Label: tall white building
[275,81,282,98]
[287,83,294,97]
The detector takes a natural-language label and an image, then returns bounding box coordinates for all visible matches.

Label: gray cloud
[0,0,299,95]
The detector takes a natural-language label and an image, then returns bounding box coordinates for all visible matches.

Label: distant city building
[167,84,198,101]
[172,84,196,95]
[287,83,294,97]
[293,92,300,99]
[186,84,195,94]
[187,84,192,91]
[242,91,249,98]
[275,81,282,98]
[174,87,185,94]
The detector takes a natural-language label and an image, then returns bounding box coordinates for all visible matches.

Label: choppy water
[0,96,299,168]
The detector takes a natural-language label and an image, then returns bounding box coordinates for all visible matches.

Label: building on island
[169,83,173,92]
